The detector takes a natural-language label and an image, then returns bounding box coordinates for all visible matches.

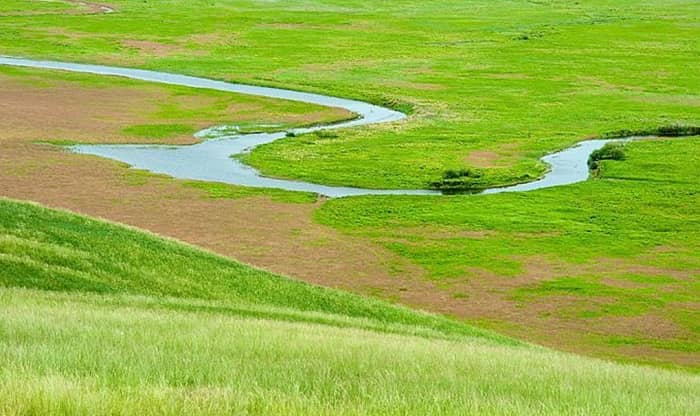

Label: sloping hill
[0,198,507,343]
[0,198,698,415]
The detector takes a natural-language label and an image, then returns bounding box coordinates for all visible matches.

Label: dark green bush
[601,124,700,139]
[588,142,626,170]
[430,169,487,193]
[656,125,700,137]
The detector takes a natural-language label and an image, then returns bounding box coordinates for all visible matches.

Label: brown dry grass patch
[0,138,425,298]
[428,255,699,369]
[463,142,521,168]
[0,74,197,144]
[0,71,353,144]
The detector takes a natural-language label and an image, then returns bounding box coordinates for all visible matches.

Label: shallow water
[483,139,613,195]
[0,56,633,198]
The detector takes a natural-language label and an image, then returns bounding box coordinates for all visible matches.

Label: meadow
[1,0,698,189]
[317,137,700,369]
[0,0,698,409]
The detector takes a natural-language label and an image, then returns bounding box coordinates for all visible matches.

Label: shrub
[656,125,700,137]
[601,124,700,139]
[430,168,487,193]
[588,142,625,170]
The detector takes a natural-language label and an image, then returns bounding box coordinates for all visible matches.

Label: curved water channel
[0,56,633,198]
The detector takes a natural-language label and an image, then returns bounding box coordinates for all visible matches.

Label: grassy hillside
[0,198,502,342]
[0,198,699,415]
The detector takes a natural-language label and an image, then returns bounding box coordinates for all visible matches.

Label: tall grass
[429,169,488,193]
[1,288,698,416]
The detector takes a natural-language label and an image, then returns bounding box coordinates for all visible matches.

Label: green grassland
[181,179,318,204]
[317,137,700,368]
[1,0,698,188]
[1,198,699,415]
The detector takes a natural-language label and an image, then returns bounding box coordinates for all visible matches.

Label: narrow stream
[0,56,630,198]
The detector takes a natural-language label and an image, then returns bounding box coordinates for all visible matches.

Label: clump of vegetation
[513,28,548,41]
[430,168,488,193]
[656,125,700,136]
[314,130,338,139]
[373,96,414,115]
[588,142,626,171]
[602,125,700,139]
[285,131,297,137]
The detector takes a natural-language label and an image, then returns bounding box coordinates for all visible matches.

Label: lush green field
[318,137,700,369]
[1,198,699,415]
[1,0,698,188]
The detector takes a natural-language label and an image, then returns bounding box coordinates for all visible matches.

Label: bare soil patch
[464,142,521,168]
[0,74,198,144]
[66,0,115,14]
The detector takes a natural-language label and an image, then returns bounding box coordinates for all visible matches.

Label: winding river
[0,56,626,198]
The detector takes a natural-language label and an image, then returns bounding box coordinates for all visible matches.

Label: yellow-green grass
[0,0,72,14]
[0,288,697,415]
[1,2,699,410]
